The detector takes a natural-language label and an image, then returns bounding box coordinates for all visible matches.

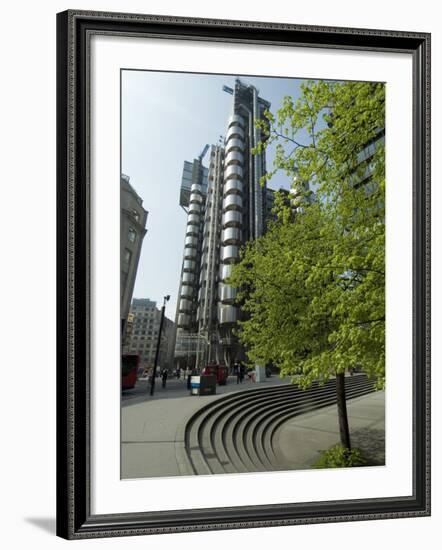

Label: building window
[128,227,137,243]
[124,248,132,263]
[131,209,140,221]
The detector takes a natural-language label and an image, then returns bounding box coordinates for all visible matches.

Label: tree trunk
[336,371,351,449]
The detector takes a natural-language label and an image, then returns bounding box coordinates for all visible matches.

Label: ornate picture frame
[56,10,430,539]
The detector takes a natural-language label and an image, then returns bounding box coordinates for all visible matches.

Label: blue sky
[122,70,308,317]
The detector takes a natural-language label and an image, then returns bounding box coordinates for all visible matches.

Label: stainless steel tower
[217,79,271,368]
[174,79,271,371]
[174,155,209,368]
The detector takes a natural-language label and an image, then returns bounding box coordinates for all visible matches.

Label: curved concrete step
[183,382,331,474]
[196,380,347,474]
[182,375,376,475]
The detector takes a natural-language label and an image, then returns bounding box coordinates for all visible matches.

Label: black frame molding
[56,9,431,539]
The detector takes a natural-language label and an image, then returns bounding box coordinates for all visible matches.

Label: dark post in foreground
[150,294,170,396]
[336,372,351,449]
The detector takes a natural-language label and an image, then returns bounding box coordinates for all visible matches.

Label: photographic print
[120,70,386,479]
[57,10,430,538]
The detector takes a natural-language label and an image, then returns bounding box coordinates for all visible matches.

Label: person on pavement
[161,369,168,388]
[239,362,245,384]
[234,361,241,384]
[186,366,192,390]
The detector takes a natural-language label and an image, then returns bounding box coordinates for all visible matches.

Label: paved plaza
[121,375,385,479]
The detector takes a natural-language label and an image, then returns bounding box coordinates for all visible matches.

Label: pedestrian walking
[239,361,245,384]
[147,367,153,385]
[161,369,168,388]
[186,366,192,390]
[234,361,241,384]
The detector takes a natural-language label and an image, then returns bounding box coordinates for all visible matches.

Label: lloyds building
[174,79,272,371]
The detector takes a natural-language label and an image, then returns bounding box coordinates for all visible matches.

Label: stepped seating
[180,374,376,475]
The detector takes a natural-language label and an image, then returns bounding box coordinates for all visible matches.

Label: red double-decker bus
[121,354,139,390]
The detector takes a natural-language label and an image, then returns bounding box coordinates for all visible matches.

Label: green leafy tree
[228,80,385,451]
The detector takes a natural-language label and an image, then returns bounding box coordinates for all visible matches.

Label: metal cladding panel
[224,179,244,196]
[182,271,196,284]
[187,213,200,225]
[226,124,245,141]
[189,192,203,204]
[221,227,242,245]
[177,313,191,327]
[221,245,239,263]
[186,225,199,237]
[219,283,237,303]
[223,194,243,211]
[222,210,242,228]
[225,138,245,153]
[220,263,233,281]
[180,285,194,297]
[183,259,196,271]
[190,183,204,195]
[224,165,243,180]
[188,202,202,214]
[228,113,245,129]
[218,304,238,324]
[179,298,192,312]
[183,247,198,259]
[225,150,244,167]
[184,235,199,247]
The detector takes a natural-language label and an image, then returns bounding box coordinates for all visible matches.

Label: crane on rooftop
[198,144,209,162]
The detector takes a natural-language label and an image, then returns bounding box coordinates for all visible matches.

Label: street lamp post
[150,295,170,396]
